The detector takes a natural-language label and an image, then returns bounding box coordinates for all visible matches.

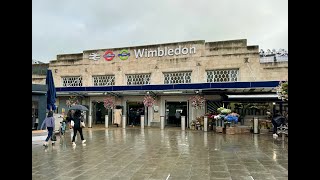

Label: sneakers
[43,142,48,147]
[72,140,85,145]
[273,133,278,138]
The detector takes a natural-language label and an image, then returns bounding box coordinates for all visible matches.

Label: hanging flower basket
[66,96,79,107]
[143,95,155,107]
[104,96,115,109]
[276,81,288,101]
[189,95,206,109]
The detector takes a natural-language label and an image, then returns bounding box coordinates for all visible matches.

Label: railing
[260,56,288,63]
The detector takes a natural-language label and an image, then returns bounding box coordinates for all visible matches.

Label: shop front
[32,84,47,130]
[55,81,281,130]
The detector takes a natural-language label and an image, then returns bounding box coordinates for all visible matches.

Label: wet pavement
[32,127,288,180]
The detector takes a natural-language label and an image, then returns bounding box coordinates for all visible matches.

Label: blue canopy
[46,69,57,111]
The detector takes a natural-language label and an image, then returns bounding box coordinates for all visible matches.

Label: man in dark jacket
[272,111,285,138]
[96,109,102,124]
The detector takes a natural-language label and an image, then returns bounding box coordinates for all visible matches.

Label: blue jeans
[45,127,53,142]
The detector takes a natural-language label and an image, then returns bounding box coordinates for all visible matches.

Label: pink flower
[143,95,155,107]
[66,96,79,107]
[189,95,206,109]
[104,97,114,109]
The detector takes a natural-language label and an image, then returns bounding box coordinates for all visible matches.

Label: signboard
[103,50,115,61]
[118,49,130,60]
[134,46,196,59]
[89,53,100,61]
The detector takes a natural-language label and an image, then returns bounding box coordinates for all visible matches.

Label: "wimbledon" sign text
[134,46,196,59]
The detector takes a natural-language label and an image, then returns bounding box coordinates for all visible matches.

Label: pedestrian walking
[71,110,86,146]
[40,111,55,147]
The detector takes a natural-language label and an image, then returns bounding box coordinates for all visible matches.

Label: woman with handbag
[40,111,55,147]
[71,110,86,146]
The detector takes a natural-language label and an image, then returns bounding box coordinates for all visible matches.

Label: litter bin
[253,117,259,134]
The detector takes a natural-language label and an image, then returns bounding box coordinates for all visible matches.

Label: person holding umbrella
[71,109,86,146]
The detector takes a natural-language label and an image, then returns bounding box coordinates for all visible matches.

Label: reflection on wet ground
[32,127,288,180]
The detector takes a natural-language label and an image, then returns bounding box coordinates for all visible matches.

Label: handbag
[51,133,57,141]
[71,120,75,127]
[80,121,85,128]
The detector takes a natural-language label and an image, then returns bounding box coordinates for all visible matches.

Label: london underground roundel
[118,49,130,60]
[103,50,115,61]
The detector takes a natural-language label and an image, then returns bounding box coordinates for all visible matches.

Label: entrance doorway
[127,102,145,126]
[165,101,188,127]
[93,102,112,125]
[32,101,39,130]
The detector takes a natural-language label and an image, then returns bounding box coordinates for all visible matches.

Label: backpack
[273,116,285,126]
[51,133,57,141]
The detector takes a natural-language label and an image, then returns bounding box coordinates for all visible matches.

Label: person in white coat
[114,109,122,127]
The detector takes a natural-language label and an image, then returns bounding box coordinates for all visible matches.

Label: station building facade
[32,39,288,128]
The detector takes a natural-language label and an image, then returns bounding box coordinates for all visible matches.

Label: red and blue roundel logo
[103,50,115,61]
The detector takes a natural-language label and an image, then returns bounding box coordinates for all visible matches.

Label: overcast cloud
[32,0,288,62]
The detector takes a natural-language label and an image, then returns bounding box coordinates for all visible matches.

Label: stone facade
[31,39,288,127]
[36,39,287,87]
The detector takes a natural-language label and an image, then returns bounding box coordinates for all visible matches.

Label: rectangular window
[207,69,239,82]
[163,71,192,84]
[126,74,151,85]
[93,75,115,86]
[62,76,82,87]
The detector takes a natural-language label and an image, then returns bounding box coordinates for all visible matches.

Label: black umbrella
[69,105,88,111]
[46,69,56,111]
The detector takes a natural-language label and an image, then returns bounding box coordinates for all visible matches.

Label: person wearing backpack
[272,110,285,138]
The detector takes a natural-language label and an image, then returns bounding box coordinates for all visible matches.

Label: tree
[276,81,288,101]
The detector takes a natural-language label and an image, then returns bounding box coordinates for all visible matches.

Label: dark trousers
[176,117,180,126]
[34,123,38,130]
[45,127,53,142]
[72,127,84,142]
[272,120,278,134]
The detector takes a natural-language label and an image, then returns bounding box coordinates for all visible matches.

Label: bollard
[160,116,165,130]
[204,116,208,132]
[105,115,108,128]
[122,115,126,129]
[254,134,258,147]
[140,115,144,129]
[88,115,92,128]
[181,116,185,131]
[253,117,259,134]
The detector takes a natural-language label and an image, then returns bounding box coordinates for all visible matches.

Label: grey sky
[32,0,288,62]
